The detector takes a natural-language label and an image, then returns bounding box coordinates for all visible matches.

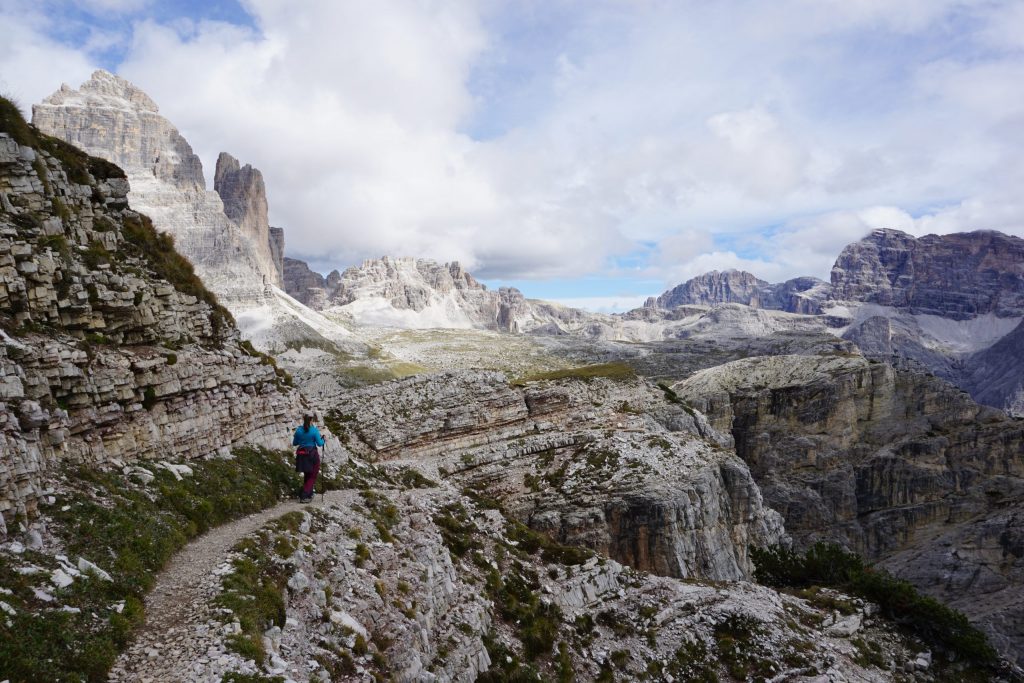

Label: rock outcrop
[674,352,1024,664]
[287,255,598,334]
[268,226,284,282]
[213,152,281,286]
[964,319,1024,416]
[0,102,303,522]
[282,256,328,309]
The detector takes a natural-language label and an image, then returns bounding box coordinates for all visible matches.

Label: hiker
[293,412,325,503]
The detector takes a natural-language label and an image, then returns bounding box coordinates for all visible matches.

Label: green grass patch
[513,362,636,385]
[216,521,297,664]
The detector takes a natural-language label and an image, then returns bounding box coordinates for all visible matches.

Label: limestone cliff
[282,256,328,309]
[287,255,594,334]
[32,71,358,355]
[674,353,1024,664]
[646,270,830,314]
[0,100,304,523]
[32,71,275,302]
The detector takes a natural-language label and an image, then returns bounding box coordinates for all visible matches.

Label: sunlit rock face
[328,369,786,582]
[33,71,360,354]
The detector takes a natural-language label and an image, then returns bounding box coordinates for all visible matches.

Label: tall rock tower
[214,152,283,286]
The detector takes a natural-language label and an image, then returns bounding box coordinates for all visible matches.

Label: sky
[2,0,1024,312]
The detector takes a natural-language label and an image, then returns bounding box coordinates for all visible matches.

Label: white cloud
[0,4,98,112]
[551,295,650,314]
[4,0,1024,292]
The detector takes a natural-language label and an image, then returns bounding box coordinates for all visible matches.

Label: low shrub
[751,542,997,668]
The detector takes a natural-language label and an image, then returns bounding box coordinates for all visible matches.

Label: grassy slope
[0,448,296,683]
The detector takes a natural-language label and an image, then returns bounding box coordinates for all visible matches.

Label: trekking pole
[320,445,326,504]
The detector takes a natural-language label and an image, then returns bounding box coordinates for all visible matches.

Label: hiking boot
[299,495,312,503]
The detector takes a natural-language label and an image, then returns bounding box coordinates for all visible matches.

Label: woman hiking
[293,412,325,503]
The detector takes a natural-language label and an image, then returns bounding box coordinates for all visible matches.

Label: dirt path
[107,494,340,683]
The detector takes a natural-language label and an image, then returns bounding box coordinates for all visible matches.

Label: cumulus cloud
[0,3,98,109]
[3,0,1024,296]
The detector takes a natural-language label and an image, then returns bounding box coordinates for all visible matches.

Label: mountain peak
[42,69,160,114]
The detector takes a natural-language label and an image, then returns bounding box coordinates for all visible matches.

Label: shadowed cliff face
[675,353,1024,664]
[325,370,785,582]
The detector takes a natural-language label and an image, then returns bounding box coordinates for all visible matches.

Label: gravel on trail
[108,493,339,683]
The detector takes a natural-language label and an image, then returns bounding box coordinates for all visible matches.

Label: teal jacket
[292,425,325,449]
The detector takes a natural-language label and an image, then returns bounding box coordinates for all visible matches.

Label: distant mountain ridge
[644,270,830,314]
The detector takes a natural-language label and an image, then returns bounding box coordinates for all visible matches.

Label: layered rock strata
[644,270,831,315]
[0,115,302,522]
[33,71,359,355]
[327,370,785,582]
[674,353,1024,664]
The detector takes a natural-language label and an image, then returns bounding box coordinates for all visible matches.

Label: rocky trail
[108,493,341,683]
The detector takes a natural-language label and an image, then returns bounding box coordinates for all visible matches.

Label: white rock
[78,557,112,581]
[157,461,194,480]
[25,530,43,551]
[287,571,310,591]
[329,610,369,637]
[826,614,861,637]
[33,588,55,602]
[50,568,75,588]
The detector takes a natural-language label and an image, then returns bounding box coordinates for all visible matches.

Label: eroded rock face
[963,319,1024,416]
[0,125,303,522]
[268,227,284,282]
[32,71,362,355]
[282,257,327,309]
[675,353,1024,664]
[328,370,785,582]
[831,228,1024,319]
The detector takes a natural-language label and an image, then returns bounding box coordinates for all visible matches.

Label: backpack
[294,446,318,473]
